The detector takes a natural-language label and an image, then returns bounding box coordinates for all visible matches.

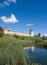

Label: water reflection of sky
[25,47,47,65]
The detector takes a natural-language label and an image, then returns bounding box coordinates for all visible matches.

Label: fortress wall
[14,33,31,36]
[3,27,34,37]
[4,31,15,35]
[4,31,32,37]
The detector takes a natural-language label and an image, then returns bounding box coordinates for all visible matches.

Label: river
[25,46,47,65]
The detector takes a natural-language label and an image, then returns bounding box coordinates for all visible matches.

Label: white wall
[4,29,34,37]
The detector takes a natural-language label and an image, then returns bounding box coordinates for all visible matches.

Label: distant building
[3,27,34,37]
[3,27,10,34]
[30,29,34,37]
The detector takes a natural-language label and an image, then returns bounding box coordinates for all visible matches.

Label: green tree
[38,33,41,37]
[0,26,3,37]
[42,36,47,40]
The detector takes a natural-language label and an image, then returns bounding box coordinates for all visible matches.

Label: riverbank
[0,34,47,65]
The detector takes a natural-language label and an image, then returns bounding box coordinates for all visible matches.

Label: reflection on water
[30,46,34,52]
[25,47,47,65]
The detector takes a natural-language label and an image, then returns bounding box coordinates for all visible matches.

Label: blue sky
[0,0,47,35]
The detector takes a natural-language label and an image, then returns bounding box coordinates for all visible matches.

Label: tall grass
[0,35,27,65]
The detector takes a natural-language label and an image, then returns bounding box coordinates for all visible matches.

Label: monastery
[3,27,34,37]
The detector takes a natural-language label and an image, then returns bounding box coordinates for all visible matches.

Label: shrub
[14,34,19,38]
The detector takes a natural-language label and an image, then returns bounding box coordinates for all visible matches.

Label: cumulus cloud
[26,24,33,26]
[0,0,16,6]
[1,14,18,23]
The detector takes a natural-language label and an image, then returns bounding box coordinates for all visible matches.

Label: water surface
[25,47,47,65]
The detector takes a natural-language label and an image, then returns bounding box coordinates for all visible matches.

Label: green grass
[0,34,43,65]
[0,34,27,65]
[0,34,47,48]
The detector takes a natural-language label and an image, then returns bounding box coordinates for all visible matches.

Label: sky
[0,0,47,35]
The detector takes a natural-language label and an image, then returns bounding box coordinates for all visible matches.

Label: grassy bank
[0,34,47,48]
[0,35,27,65]
[0,34,42,65]
[14,34,47,49]
[1,34,47,48]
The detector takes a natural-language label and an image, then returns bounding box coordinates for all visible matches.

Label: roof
[30,29,34,31]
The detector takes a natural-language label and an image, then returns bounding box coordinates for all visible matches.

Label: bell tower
[30,29,34,37]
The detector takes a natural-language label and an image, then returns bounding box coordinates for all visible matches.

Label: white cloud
[26,24,33,26]
[0,0,16,6]
[1,14,18,23]
[44,34,47,36]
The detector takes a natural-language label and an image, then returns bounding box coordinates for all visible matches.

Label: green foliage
[14,34,19,38]
[42,36,47,40]
[35,37,42,43]
[0,34,44,65]
[0,35,27,65]
[0,26,3,37]
[37,33,41,37]
[31,36,47,49]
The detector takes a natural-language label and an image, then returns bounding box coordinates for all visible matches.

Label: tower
[3,27,9,34]
[30,29,34,37]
